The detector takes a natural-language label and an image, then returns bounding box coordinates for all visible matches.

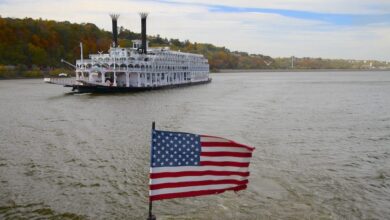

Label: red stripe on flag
[200,151,252,157]
[150,185,247,201]
[150,179,249,190]
[150,171,250,179]
[200,161,250,167]
[201,142,254,151]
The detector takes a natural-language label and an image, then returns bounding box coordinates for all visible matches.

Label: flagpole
[148,121,156,220]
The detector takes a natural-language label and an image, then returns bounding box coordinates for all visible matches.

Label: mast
[291,56,294,69]
[80,42,83,63]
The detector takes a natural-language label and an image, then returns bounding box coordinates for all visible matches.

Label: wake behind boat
[44,13,211,93]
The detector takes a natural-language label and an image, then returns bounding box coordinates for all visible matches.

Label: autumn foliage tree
[0,16,384,78]
[0,16,111,68]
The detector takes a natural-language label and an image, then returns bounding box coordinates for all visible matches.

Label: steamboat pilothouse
[45,13,211,92]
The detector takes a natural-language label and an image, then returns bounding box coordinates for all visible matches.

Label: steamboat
[44,13,211,93]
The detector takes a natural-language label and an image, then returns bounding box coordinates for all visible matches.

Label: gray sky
[1,0,389,61]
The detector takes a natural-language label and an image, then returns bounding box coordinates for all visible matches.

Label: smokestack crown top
[110,14,120,21]
[139,12,148,19]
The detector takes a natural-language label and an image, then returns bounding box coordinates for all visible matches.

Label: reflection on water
[0,71,389,219]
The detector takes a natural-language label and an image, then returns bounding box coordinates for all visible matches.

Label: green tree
[28,43,47,66]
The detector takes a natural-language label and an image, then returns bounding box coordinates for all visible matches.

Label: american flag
[149,130,255,201]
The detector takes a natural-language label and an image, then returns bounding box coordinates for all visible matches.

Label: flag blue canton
[151,130,201,167]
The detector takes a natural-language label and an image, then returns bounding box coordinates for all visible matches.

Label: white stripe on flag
[201,147,250,153]
[200,136,230,142]
[200,156,252,163]
[151,166,249,173]
[151,175,248,185]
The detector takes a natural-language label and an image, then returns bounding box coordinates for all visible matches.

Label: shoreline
[216,68,390,73]
[0,76,47,80]
[1,69,389,80]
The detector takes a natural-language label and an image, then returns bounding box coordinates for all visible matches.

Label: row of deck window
[77,63,208,71]
[90,56,207,63]
[139,71,208,84]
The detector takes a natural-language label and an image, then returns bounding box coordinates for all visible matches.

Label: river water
[0,71,389,219]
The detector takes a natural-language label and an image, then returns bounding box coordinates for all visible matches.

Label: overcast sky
[1,0,389,60]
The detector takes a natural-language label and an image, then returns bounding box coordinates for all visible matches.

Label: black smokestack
[140,12,148,54]
[110,14,120,47]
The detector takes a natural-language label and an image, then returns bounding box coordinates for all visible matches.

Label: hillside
[0,16,388,78]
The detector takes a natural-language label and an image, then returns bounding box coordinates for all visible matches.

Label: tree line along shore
[0,16,389,79]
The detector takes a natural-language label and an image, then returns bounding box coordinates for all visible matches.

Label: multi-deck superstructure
[45,13,211,92]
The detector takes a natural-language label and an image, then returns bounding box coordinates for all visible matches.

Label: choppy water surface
[0,71,389,219]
